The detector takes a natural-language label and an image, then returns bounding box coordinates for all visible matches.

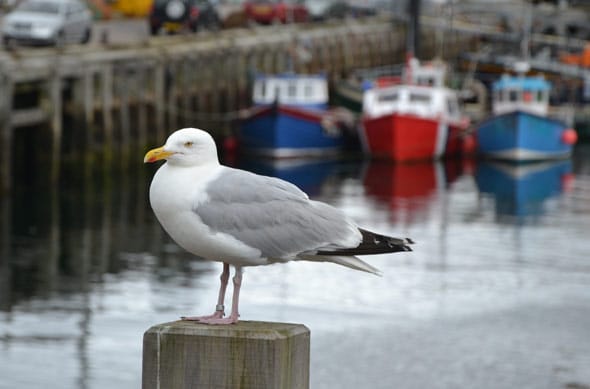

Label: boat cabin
[402,58,447,87]
[492,75,550,116]
[362,84,463,122]
[367,58,448,90]
[252,74,329,110]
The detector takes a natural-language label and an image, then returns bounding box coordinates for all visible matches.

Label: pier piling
[142,320,310,389]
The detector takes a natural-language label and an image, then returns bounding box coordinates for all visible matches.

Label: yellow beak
[144,146,175,163]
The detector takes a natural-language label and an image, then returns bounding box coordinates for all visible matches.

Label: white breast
[149,163,266,266]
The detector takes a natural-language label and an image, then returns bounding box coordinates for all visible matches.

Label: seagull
[144,128,413,325]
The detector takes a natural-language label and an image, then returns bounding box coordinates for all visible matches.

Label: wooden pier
[0,20,404,191]
[0,18,469,192]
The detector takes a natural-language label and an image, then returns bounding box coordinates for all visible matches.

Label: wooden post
[119,66,131,152]
[49,71,62,185]
[83,66,95,127]
[168,61,178,131]
[0,194,11,310]
[0,76,13,193]
[142,320,310,389]
[137,65,148,150]
[101,64,114,153]
[154,61,166,141]
[181,57,191,128]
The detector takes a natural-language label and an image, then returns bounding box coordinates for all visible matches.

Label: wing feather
[193,168,361,259]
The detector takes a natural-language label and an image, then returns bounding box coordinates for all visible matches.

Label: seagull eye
[184,141,194,148]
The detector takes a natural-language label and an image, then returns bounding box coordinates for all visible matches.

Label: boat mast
[515,2,533,75]
[407,0,421,61]
[405,0,422,84]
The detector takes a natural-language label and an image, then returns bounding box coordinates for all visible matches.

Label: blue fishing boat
[476,73,578,161]
[238,73,357,158]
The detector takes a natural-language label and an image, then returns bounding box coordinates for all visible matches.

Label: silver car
[2,0,92,47]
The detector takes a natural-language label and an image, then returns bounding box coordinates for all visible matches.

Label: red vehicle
[244,0,309,25]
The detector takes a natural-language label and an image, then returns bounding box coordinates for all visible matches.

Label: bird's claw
[195,315,239,325]
[180,312,239,325]
[181,311,224,321]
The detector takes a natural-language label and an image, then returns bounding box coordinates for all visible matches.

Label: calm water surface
[1,144,590,389]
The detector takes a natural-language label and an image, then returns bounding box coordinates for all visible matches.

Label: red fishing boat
[360,58,472,162]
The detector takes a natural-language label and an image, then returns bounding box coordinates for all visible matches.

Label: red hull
[361,113,468,162]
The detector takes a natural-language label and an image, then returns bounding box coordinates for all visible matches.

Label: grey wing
[194,168,360,259]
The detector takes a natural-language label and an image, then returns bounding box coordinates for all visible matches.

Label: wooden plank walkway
[0,19,412,192]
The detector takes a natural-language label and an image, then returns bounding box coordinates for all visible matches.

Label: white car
[2,0,92,47]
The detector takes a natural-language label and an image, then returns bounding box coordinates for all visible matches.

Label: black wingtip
[366,230,414,254]
[317,229,415,256]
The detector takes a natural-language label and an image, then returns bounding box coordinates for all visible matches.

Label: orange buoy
[561,128,578,145]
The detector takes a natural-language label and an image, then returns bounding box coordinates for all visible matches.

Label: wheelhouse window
[416,76,435,86]
[303,82,314,99]
[409,92,431,104]
[253,80,265,101]
[377,92,399,103]
[254,76,327,105]
[286,81,297,99]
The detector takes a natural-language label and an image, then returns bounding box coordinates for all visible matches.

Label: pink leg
[182,263,230,321]
[195,266,243,325]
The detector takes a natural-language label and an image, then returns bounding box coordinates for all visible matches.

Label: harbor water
[1,141,590,389]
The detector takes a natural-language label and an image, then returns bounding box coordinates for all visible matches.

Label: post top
[145,320,310,341]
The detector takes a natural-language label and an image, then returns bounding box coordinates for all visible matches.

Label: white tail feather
[297,255,381,275]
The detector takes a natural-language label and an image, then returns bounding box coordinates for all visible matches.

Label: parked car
[148,0,221,35]
[307,0,350,21]
[308,0,377,22]
[1,0,92,47]
[243,0,309,25]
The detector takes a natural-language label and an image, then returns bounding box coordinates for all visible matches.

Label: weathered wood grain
[142,320,310,389]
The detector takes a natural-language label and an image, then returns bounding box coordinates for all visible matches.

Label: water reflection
[0,157,200,388]
[233,155,342,196]
[3,155,578,312]
[475,159,574,222]
[361,158,472,223]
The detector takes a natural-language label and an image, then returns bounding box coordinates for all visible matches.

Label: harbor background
[1,2,590,388]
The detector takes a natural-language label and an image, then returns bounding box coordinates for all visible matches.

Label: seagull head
[143,128,219,167]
